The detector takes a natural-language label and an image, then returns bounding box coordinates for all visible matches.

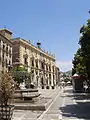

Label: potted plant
[0,73,15,120]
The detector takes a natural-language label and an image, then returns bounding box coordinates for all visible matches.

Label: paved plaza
[12,86,90,120]
[12,87,61,120]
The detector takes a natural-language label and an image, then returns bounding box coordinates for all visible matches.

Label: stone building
[12,37,58,89]
[0,29,12,72]
[56,67,60,86]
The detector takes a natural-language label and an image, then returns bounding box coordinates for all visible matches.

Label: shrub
[0,73,15,105]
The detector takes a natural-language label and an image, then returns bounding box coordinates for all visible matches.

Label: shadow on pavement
[60,94,90,119]
[74,94,90,100]
[65,94,90,100]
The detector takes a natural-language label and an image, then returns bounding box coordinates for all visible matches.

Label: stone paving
[38,86,60,99]
[12,86,61,120]
[13,86,90,120]
[60,86,90,120]
[12,110,43,120]
[38,86,90,120]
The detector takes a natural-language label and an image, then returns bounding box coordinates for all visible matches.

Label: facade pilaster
[0,40,2,71]
[33,58,36,84]
[38,59,41,87]
[47,65,50,86]
[50,65,53,87]
[54,66,56,86]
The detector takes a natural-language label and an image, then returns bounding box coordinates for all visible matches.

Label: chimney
[0,29,12,40]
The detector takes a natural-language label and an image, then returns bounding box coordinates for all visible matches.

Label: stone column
[47,73,50,89]
[33,58,36,85]
[47,65,50,87]
[51,65,53,87]
[38,60,41,88]
[54,66,56,88]
[54,74,56,86]
[37,60,39,87]
[44,63,47,86]
[51,73,54,89]
[0,40,2,71]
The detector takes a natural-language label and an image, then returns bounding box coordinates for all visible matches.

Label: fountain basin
[14,89,40,100]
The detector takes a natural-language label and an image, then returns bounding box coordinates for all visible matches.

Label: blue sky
[0,0,90,71]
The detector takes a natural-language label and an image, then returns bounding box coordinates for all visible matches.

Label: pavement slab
[12,110,43,120]
[41,113,60,120]
[13,86,90,120]
[12,87,61,120]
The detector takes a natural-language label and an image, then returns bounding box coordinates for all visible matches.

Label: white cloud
[56,60,72,72]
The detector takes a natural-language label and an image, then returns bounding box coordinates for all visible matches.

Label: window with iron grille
[41,62,44,69]
[2,52,4,61]
[9,49,11,58]
[49,65,51,71]
[36,61,38,68]
[24,58,28,65]
[3,44,5,51]
[32,60,34,67]
[6,45,8,56]
[2,61,4,67]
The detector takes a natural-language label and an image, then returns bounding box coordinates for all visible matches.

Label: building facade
[12,37,58,88]
[0,29,12,72]
[56,67,60,86]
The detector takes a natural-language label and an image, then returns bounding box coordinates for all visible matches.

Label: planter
[0,105,14,120]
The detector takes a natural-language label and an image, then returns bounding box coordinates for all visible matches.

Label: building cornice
[0,33,12,46]
[12,37,56,61]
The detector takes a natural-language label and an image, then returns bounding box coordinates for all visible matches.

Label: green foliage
[80,25,86,34]
[0,73,15,105]
[79,19,90,80]
[72,48,86,75]
[13,66,25,71]
[12,66,32,84]
[72,19,90,91]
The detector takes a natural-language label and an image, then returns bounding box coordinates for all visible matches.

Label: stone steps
[14,98,52,111]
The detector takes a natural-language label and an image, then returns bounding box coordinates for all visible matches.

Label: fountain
[14,82,40,100]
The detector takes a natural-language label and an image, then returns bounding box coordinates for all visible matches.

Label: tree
[0,73,15,120]
[79,19,90,88]
[12,66,32,88]
[12,66,25,84]
[72,48,86,76]
[0,73,15,105]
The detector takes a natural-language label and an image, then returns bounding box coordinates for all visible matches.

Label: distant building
[0,29,12,72]
[12,37,59,89]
